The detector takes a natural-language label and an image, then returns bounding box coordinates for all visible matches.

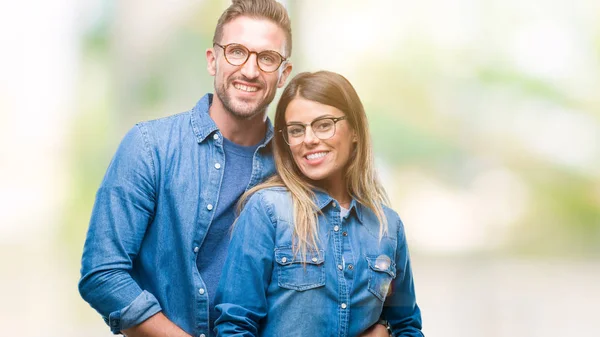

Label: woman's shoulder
[243,186,293,220]
[250,186,290,201]
[381,204,402,223]
[359,203,404,235]
[380,205,412,243]
[359,203,401,221]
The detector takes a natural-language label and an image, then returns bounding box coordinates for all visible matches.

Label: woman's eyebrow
[286,114,335,124]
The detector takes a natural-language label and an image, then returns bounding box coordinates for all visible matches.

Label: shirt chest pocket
[366,255,397,301]
[275,247,325,291]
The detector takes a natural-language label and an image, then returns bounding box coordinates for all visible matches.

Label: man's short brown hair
[213,0,292,57]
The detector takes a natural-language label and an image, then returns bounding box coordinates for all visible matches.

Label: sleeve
[78,124,161,334]
[213,192,276,337]
[382,218,424,337]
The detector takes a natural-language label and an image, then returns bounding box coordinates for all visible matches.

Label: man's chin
[228,103,265,119]
[230,94,266,112]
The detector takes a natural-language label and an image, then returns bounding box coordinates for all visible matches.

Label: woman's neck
[319,176,351,208]
[338,198,351,209]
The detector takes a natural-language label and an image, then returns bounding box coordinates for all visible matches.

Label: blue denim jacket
[214,187,423,337]
[78,94,275,336]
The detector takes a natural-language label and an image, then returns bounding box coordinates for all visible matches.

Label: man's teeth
[306,152,327,160]
[234,84,258,92]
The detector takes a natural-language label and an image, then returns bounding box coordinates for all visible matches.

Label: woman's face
[283,96,355,188]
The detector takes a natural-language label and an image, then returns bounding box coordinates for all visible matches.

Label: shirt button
[215,163,221,169]
[193,246,199,253]
[281,257,287,263]
[311,257,318,263]
[200,334,206,337]
[199,288,205,295]
[207,204,213,211]
[348,264,354,270]
[341,303,347,309]
[342,231,348,236]
[332,202,337,208]
[213,134,219,140]
[337,264,343,270]
[333,225,339,232]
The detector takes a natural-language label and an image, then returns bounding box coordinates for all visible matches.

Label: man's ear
[206,47,217,76]
[277,61,293,88]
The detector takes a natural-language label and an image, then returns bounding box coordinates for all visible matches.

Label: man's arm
[382,218,424,336]
[78,125,165,334]
[122,313,192,337]
[359,323,391,337]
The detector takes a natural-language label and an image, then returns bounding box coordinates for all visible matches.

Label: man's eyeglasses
[214,43,287,73]
[280,116,347,146]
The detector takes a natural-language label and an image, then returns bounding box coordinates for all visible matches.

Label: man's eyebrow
[226,42,280,53]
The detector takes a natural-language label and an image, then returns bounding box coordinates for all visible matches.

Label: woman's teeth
[306,152,327,160]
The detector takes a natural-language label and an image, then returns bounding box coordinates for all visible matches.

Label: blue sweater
[196,136,259,333]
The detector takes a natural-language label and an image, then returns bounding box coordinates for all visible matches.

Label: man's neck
[208,100,268,146]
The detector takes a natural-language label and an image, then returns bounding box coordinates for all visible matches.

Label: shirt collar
[313,188,364,224]
[189,93,274,147]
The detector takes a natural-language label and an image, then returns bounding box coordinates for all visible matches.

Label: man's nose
[240,53,260,79]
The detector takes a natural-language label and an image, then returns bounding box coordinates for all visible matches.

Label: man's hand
[122,312,193,337]
[359,322,390,337]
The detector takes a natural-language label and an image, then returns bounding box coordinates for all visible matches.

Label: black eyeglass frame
[279,116,347,146]
[213,42,288,73]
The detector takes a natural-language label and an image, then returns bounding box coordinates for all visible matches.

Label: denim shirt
[78,94,275,336]
[214,187,423,337]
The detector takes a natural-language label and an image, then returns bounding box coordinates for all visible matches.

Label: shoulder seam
[257,191,278,229]
[134,123,157,193]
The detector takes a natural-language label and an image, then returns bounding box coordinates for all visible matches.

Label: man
[79,1,391,336]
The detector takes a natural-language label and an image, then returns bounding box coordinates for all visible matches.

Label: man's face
[207,16,292,120]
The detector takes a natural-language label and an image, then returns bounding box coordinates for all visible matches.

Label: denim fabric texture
[214,187,423,337]
[78,93,275,336]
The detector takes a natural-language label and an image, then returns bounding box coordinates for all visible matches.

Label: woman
[214,71,423,336]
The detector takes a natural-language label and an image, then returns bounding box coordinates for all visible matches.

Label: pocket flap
[275,247,324,265]
[366,255,396,278]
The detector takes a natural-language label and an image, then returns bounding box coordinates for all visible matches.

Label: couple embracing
[79,1,423,336]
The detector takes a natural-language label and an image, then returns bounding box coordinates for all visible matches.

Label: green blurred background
[1,0,599,336]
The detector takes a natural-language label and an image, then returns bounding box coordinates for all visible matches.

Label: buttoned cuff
[104,290,162,334]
